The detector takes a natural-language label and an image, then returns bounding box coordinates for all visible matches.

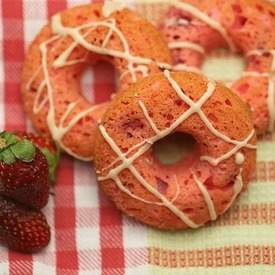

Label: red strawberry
[0,197,50,253]
[16,132,60,183]
[0,131,50,209]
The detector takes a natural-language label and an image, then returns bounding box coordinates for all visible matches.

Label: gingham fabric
[0,0,275,274]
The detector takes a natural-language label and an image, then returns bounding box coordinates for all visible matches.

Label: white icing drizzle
[136,0,236,51]
[112,174,180,206]
[172,63,201,74]
[120,65,149,81]
[58,53,89,67]
[246,49,275,68]
[235,152,245,165]
[192,171,217,221]
[26,65,43,91]
[165,17,191,27]
[178,18,190,26]
[200,129,256,166]
[245,49,275,132]
[33,80,47,114]
[138,101,161,135]
[222,169,243,214]
[51,15,171,82]
[98,70,255,227]
[169,41,205,54]
[53,29,92,68]
[101,138,150,173]
[242,71,270,78]
[26,8,172,160]
[168,41,205,74]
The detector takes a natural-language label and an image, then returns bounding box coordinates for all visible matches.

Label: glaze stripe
[138,100,161,135]
[168,41,205,54]
[172,63,201,73]
[192,172,217,221]
[222,169,243,214]
[201,130,256,166]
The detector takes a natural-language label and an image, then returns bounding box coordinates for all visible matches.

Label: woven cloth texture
[0,0,275,274]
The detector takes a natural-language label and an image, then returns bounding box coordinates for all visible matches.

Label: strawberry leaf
[1,132,18,146]
[10,140,36,162]
[41,147,60,183]
[2,148,16,164]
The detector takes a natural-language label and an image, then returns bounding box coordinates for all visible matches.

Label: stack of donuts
[21,0,275,230]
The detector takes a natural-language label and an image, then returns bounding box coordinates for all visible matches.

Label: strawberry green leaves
[1,132,17,147]
[41,147,60,182]
[0,132,36,164]
[11,140,36,162]
[1,148,16,164]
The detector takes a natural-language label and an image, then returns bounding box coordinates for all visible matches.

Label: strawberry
[0,196,50,253]
[0,131,50,209]
[16,132,60,183]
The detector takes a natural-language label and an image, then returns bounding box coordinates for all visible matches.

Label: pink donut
[160,0,275,134]
[95,71,256,229]
[21,3,171,161]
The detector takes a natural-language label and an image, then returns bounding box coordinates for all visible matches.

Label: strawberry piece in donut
[160,0,275,134]
[21,3,172,161]
[95,71,256,229]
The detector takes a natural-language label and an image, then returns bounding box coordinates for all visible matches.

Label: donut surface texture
[160,0,275,134]
[95,71,256,229]
[21,3,172,161]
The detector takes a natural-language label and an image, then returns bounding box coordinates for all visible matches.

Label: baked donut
[160,0,275,134]
[21,3,171,161]
[95,71,256,229]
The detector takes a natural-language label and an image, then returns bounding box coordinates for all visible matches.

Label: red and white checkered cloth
[2,1,275,275]
[0,0,148,274]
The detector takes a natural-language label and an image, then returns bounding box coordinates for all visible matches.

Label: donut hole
[81,66,94,103]
[80,61,117,104]
[201,48,246,84]
[153,132,197,165]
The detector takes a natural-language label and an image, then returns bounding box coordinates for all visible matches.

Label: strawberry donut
[21,3,171,161]
[95,71,256,229]
[160,0,275,134]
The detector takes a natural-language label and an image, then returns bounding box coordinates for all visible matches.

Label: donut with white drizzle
[94,71,256,229]
[21,3,172,161]
[159,0,275,134]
